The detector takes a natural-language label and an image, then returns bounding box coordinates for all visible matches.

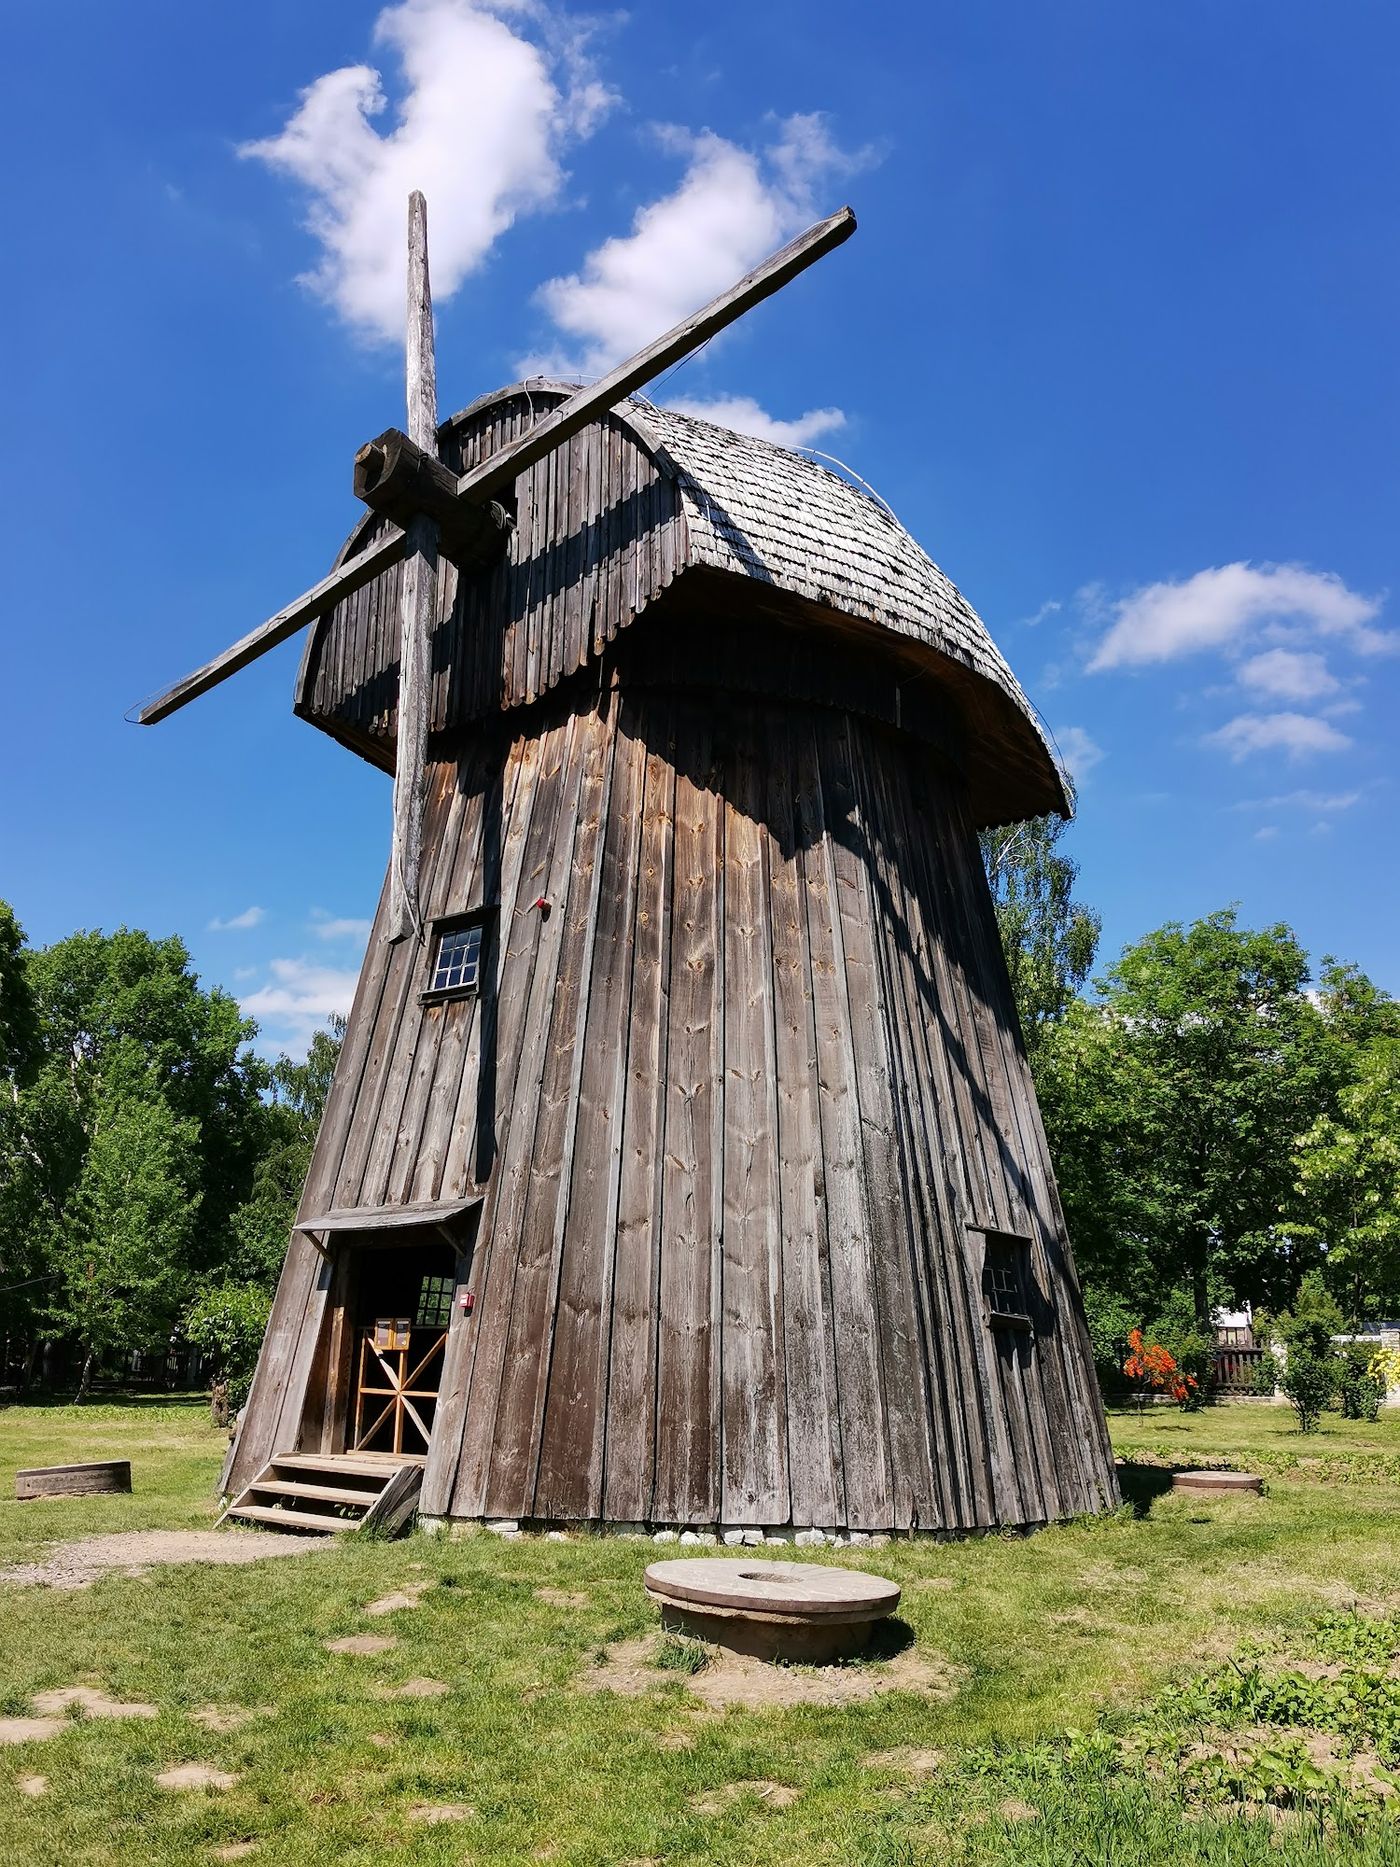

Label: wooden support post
[388,190,442,944]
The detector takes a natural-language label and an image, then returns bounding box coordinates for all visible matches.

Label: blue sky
[3,1,1397,1054]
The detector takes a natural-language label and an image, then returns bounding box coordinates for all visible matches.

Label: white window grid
[430,922,483,994]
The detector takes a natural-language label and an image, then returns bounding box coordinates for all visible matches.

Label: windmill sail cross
[132,206,856,731]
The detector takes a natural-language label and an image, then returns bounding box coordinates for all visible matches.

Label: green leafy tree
[185,1281,273,1414]
[1039,909,1335,1326]
[58,1080,201,1398]
[980,815,1101,1055]
[1290,1037,1400,1321]
[8,920,270,1387]
[0,904,47,1355]
[222,1015,346,1286]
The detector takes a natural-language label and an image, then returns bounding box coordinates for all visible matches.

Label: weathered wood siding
[296,392,686,757]
[233,632,1116,1527]
[293,384,1067,826]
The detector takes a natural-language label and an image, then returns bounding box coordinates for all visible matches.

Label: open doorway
[345,1239,457,1456]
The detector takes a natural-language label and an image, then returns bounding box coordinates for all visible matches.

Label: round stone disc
[644,1558,900,1622]
[1171,1470,1262,1493]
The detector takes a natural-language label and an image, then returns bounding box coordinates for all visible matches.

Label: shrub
[1081,1286,1137,1398]
[1248,1349,1280,1397]
[1369,1344,1400,1396]
[1278,1347,1337,1433]
[1123,1329,1198,1410]
[1272,1273,1344,1361]
[184,1280,272,1414]
[1337,1344,1385,1422]
[1144,1290,1213,1408]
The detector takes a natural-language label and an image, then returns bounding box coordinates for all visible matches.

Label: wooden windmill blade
[389,189,440,944]
[133,205,856,730]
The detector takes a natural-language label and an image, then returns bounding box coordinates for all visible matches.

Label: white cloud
[664,393,845,448]
[208,905,266,931]
[310,911,374,942]
[1205,711,1353,762]
[1054,724,1105,783]
[1229,788,1363,814]
[241,0,615,341]
[1018,599,1062,629]
[241,957,361,1057]
[1087,563,1385,672]
[532,113,862,391]
[1253,825,1279,841]
[1238,647,1340,703]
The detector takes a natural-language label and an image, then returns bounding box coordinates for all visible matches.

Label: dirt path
[0,1528,333,1590]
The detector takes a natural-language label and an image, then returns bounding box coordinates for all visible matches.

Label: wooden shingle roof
[626,396,1067,816]
[297,380,1069,824]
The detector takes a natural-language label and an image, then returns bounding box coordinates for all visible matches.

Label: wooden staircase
[221,1452,423,1538]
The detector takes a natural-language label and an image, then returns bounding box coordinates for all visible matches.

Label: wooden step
[226,1503,356,1534]
[221,1455,424,1541]
[270,1453,412,1478]
[248,1478,379,1508]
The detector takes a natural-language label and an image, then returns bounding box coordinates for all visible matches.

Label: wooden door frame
[307,1217,478,1457]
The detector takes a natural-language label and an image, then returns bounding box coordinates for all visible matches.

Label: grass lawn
[0,1398,1397,1864]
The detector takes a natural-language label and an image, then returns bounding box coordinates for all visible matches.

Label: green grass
[0,1399,1397,1864]
[0,1397,223,1567]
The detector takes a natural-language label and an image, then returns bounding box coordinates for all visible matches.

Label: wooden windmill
[141,195,1117,1539]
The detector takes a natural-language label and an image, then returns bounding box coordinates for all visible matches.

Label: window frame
[420,908,493,1005]
[969,1225,1036,1333]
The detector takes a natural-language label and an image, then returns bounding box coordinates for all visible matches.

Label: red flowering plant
[1123,1327,1199,1412]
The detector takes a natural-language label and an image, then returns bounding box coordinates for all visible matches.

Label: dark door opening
[349,1240,457,1456]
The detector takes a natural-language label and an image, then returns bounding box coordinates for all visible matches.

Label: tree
[980,815,1101,1055]
[222,1015,346,1286]
[1038,909,1335,1326]
[6,918,270,1384]
[58,1083,201,1398]
[1290,1037,1400,1321]
[0,904,47,1355]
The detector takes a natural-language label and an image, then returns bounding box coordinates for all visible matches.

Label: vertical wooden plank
[533,703,646,1519]
[489,701,612,1516]
[799,717,890,1529]
[451,701,592,1518]
[942,783,1114,1514]
[719,714,789,1527]
[411,734,521,1205]
[332,763,456,1212]
[871,741,998,1529]
[822,717,932,1529]
[446,709,581,1517]
[903,772,1033,1524]
[421,729,543,1520]
[599,719,674,1521]
[654,703,724,1526]
[383,748,493,1204]
[768,711,843,1529]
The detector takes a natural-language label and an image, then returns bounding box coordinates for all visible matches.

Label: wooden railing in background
[1214,1345,1269,1394]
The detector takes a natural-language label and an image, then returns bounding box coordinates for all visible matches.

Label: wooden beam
[455,205,857,505]
[137,204,856,731]
[387,189,440,944]
[136,527,406,725]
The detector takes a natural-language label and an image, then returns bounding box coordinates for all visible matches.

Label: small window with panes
[979,1231,1033,1330]
[416,1274,455,1331]
[423,911,490,1001]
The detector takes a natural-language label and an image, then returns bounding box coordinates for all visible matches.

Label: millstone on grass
[644,1558,900,1663]
[1171,1470,1263,1496]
